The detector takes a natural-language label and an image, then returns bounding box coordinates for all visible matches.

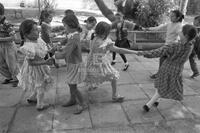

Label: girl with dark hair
[145,10,184,79]
[39,10,55,49]
[137,24,197,112]
[55,14,87,114]
[18,19,56,111]
[85,21,137,102]
[0,2,19,87]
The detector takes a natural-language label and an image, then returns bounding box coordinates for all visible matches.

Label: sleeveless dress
[85,37,119,85]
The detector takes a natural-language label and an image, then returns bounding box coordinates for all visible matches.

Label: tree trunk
[179,0,189,15]
[94,0,116,22]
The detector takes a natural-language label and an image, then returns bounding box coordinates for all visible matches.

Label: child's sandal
[73,104,88,115]
[153,101,159,107]
[27,99,37,104]
[36,104,50,111]
[112,95,124,103]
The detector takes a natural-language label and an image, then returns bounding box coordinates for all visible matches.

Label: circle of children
[0,2,200,114]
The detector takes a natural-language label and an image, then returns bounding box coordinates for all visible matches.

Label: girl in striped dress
[55,14,87,115]
[137,24,198,112]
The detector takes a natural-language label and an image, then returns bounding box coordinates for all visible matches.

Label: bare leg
[111,79,124,102]
[62,84,76,107]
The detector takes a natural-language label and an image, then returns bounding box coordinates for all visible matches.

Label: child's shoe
[112,95,124,103]
[143,105,150,112]
[111,60,116,65]
[62,100,76,107]
[37,104,50,111]
[73,104,88,115]
[122,63,129,71]
[190,73,200,78]
[27,98,37,104]
[2,78,13,84]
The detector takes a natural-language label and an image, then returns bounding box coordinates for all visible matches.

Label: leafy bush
[134,0,175,27]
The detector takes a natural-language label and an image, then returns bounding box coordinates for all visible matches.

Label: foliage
[134,0,175,27]
[40,0,57,13]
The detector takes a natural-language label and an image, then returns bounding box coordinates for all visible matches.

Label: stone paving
[1,53,200,133]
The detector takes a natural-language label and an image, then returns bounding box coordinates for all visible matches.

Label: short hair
[0,3,4,15]
[171,10,184,22]
[19,19,37,46]
[182,24,197,41]
[62,14,82,32]
[84,16,97,24]
[39,10,52,25]
[64,9,74,16]
[94,21,111,40]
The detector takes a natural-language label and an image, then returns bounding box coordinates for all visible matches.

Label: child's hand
[136,52,143,56]
[46,58,55,65]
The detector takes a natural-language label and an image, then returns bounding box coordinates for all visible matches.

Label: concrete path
[1,53,200,133]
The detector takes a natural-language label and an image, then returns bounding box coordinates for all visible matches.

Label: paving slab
[133,122,173,133]
[10,106,53,132]
[140,61,159,71]
[181,96,200,118]
[157,99,194,120]
[128,62,147,71]
[0,87,23,107]
[117,72,136,85]
[0,107,15,133]
[122,100,163,124]
[89,103,128,128]
[50,126,134,133]
[129,71,153,84]
[117,84,148,100]
[87,85,113,103]
[52,106,92,130]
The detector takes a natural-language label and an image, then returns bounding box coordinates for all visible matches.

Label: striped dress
[138,42,193,100]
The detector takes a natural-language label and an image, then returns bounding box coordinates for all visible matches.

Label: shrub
[135,0,175,27]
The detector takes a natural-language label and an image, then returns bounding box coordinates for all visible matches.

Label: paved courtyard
[1,53,200,133]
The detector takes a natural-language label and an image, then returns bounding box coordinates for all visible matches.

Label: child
[85,21,136,102]
[55,14,87,115]
[137,24,197,112]
[111,12,141,71]
[81,16,97,90]
[39,10,59,68]
[145,10,184,79]
[81,16,97,52]
[39,10,56,47]
[189,15,200,78]
[0,3,19,87]
[18,19,55,111]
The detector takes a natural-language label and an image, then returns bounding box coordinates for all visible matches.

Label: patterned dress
[18,39,53,92]
[84,37,119,85]
[138,42,193,101]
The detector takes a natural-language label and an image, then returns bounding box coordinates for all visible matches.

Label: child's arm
[146,23,168,31]
[137,44,175,58]
[108,42,137,54]
[55,39,76,59]
[0,36,14,42]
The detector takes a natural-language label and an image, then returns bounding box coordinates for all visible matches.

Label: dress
[18,39,53,92]
[55,32,85,84]
[0,16,19,79]
[138,42,193,101]
[85,37,119,84]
